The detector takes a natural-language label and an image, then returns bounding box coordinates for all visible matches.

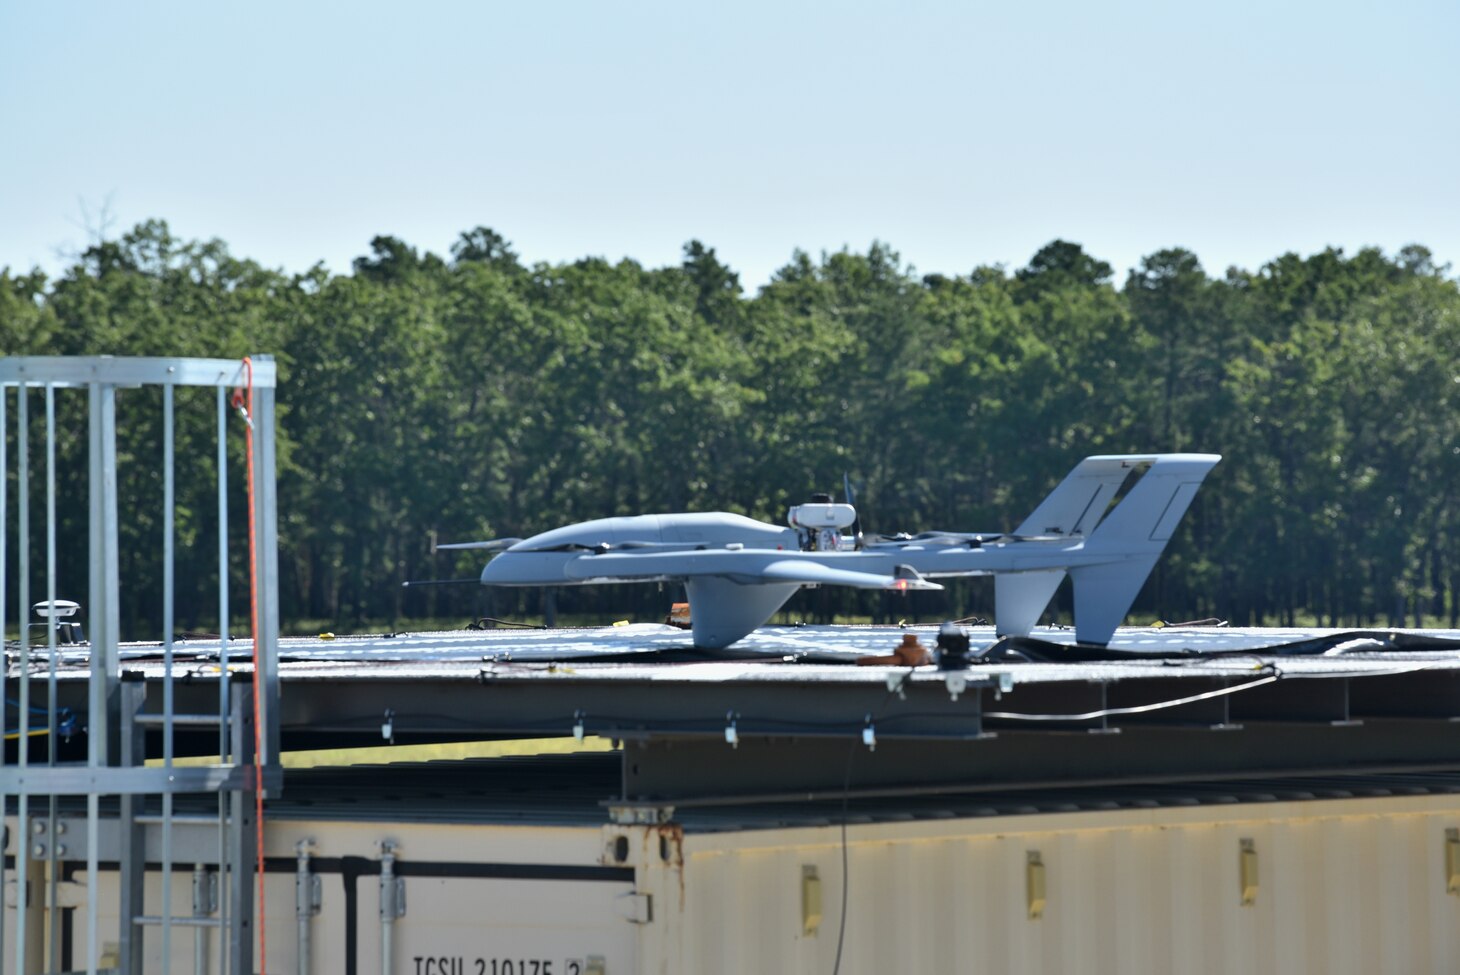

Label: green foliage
[3,222,1458,633]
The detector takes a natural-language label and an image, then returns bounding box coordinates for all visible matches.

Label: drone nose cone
[479,551,573,585]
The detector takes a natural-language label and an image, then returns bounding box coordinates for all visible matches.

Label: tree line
[2,221,1457,637]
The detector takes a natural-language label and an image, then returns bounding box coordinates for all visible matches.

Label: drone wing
[756,559,943,591]
[563,549,939,590]
[555,548,942,649]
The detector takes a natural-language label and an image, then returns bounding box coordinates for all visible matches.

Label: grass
[147,735,618,770]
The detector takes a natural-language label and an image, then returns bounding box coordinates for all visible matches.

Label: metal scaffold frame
[0,356,281,975]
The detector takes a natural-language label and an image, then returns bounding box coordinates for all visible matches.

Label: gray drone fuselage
[474,454,1222,650]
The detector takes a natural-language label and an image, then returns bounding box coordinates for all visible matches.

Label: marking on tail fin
[1149,482,1202,541]
[1090,458,1219,545]
[1017,457,1152,537]
[1067,487,1104,535]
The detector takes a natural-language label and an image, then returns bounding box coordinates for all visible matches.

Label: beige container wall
[630,795,1460,975]
[3,819,636,975]
[9,793,1460,974]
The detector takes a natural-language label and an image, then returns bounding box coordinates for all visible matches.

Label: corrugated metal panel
[640,796,1460,975]
[66,818,637,974]
[18,789,1460,973]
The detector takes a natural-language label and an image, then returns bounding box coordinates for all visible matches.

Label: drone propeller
[401,577,481,588]
[434,538,524,553]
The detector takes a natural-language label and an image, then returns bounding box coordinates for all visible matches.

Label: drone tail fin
[994,570,1066,638]
[1068,453,1222,644]
[997,454,1220,644]
[1066,555,1163,646]
[1014,456,1147,538]
[1084,454,1220,547]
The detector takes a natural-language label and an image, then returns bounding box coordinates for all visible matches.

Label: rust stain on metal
[650,822,686,908]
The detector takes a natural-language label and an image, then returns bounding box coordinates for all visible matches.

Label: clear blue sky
[3,0,1457,289]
